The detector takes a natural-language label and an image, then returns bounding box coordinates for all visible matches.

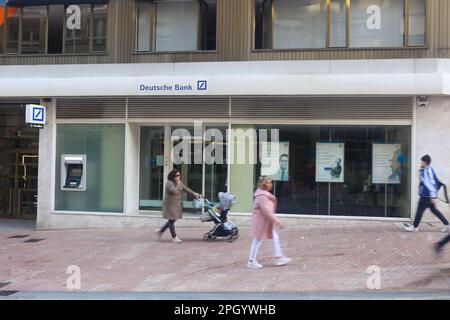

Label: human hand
[276,221,285,229]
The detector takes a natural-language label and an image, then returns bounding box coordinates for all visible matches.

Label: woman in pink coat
[247,176,292,268]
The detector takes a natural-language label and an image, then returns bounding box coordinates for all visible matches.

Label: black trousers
[160,220,176,238]
[414,197,449,228]
[437,234,450,249]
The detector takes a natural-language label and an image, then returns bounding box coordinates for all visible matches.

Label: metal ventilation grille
[127,96,229,118]
[56,97,126,119]
[231,97,413,120]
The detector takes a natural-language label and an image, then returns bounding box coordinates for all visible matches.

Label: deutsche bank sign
[138,79,208,95]
[26,104,46,128]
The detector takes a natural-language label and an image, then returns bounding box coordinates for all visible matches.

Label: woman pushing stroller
[156,169,201,243]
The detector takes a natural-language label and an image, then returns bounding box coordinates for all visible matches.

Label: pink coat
[251,188,278,240]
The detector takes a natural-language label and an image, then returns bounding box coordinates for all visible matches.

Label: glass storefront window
[408,0,425,46]
[349,0,403,48]
[64,4,91,53]
[273,0,326,49]
[204,126,227,202]
[55,124,125,213]
[234,125,412,218]
[22,6,47,54]
[139,126,165,210]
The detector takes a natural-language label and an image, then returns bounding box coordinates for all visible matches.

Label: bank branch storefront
[2,59,449,230]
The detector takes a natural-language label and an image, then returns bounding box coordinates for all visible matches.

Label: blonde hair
[257,176,272,189]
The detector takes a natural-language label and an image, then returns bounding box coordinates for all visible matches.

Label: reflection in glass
[22,6,47,54]
[273,0,326,49]
[350,0,403,47]
[92,4,107,51]
[64,4,91,53]
[408,0,425,46]
[5,6,19,53]
[140,127,165,210]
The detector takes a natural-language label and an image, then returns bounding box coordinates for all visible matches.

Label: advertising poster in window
[372,143,402,184]
[316,143,345,183]
[260,142,290,181]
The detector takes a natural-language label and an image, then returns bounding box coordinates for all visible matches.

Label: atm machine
[61,155,86,191]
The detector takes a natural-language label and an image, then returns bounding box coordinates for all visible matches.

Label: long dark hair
[167,169,180,182]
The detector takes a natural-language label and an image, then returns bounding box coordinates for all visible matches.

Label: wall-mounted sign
[25,104,46,128]
[316,143,345,183]
[372,143,403,184]
[138,78,209,95]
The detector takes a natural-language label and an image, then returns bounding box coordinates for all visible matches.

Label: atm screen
[69,167,82,177]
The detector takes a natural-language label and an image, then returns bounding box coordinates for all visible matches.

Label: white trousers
[248,229,283,261]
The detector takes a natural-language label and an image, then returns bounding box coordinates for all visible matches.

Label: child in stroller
[193,192,239,242]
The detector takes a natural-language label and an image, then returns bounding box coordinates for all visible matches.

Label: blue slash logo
[197,80,207,91]
[32,107,44,122]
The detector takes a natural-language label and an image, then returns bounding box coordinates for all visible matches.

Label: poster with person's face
[372,143,402,184]
[316,143,345,183]
[260,142,289,181]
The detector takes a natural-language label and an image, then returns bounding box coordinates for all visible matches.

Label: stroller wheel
[227,234,234,242]
[203,232,212,241]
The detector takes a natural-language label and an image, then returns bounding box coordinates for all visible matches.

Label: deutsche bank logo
[33,107,45,122]
[197,80,207,91]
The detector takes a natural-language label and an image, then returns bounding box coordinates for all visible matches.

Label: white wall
[415,96,450,222]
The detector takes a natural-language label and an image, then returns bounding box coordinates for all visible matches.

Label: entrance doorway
[138,123,228,212]
[0,104,39,219]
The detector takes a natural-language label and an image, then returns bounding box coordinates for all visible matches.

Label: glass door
[171,124,228,211]
[139,126,165,210]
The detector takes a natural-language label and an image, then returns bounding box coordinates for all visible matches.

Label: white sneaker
[404,224,419,232]
[247,260,263,269]
[172,236,182,243]
[441,225,450,233]
[274,256,292,266]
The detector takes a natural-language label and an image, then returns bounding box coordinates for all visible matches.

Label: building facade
[0,0,449,229]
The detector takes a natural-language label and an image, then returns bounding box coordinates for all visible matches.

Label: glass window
[55,124,125,213]
[64,4,91,53]
[0,6,4,54]
[136,0,151,51]
[155,0,199,51]
[139,126,165,210]
[22,6,47,54]
[350,0,403,48]
[273,0,326,49]
[232,125,412,218]
[408,0,425,46]
[5,6,19,53]
[330,0,346,47]
[92,4,107,51]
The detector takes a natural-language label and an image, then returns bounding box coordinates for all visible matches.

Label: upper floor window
[0,1,108,55]
[135,0,216,52]
[255,0,426,50]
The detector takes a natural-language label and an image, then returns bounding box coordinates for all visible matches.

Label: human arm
[181,182,201,198]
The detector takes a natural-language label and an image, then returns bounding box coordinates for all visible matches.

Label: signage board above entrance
[138,78,209,95]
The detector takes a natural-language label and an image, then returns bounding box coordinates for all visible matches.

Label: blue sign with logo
[197,80,207,91]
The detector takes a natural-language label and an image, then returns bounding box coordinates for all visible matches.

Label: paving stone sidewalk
[0,219,449,294]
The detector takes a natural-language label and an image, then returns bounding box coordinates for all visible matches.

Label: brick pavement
[0,219,449,293]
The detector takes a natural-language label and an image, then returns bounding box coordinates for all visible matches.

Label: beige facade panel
[0,0,449,65]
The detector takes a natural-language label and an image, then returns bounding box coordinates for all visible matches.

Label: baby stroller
[193,192,239,242]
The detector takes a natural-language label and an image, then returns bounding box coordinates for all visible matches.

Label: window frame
[253,0,428,51]
[133,0,217,53]
[0,3,108,55]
